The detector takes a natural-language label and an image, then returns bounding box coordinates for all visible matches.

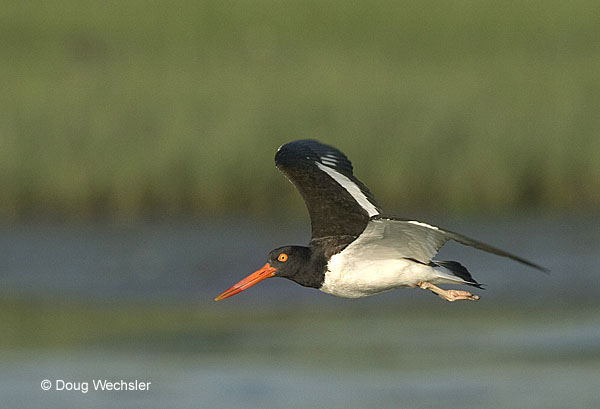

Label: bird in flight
[215,140,545,302]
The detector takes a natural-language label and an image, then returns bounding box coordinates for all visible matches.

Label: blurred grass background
[1,0,599,221]
[2,4,600,407]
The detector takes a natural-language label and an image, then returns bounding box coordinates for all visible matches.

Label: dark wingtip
[443,229,551,275]
[520,259,550,274]
[537,265,551,275]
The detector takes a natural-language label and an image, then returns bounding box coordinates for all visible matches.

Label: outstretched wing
[275,140,382,239]
[364,216,547,271]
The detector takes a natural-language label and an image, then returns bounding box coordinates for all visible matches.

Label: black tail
[430,260,485,289]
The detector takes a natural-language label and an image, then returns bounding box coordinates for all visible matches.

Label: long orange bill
[214,264,277,301]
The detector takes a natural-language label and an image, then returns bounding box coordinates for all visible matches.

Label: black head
[266,245,312,279]
[215,245,323,301]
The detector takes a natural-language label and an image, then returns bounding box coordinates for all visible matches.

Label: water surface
[1,216,598,408]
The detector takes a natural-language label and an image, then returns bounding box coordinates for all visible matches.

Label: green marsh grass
[2,0,599,220]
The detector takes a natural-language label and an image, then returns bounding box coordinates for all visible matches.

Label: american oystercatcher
[215,140,545,302]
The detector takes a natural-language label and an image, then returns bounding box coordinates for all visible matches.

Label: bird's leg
[417,281,479,302]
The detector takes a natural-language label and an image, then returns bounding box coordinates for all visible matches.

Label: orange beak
[214,264,277,301]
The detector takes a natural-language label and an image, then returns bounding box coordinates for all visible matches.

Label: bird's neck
[284,246,326,289]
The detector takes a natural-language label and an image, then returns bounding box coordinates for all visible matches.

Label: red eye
[278,253,288,262]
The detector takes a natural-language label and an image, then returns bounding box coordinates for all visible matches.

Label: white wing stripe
[406,220,439,230]
[315,162,380,216]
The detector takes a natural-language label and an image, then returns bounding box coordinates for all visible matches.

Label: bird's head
[214,245,311,301]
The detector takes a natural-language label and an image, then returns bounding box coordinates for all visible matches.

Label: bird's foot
[417,281,479,302]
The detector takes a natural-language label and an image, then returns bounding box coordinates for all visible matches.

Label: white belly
[320,248,440,298]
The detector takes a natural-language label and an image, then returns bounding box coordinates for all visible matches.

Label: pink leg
[417,281,480,302]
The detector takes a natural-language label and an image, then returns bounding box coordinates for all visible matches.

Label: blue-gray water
[1,215,599,408]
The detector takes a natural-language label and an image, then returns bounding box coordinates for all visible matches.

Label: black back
[275,140,382,239]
